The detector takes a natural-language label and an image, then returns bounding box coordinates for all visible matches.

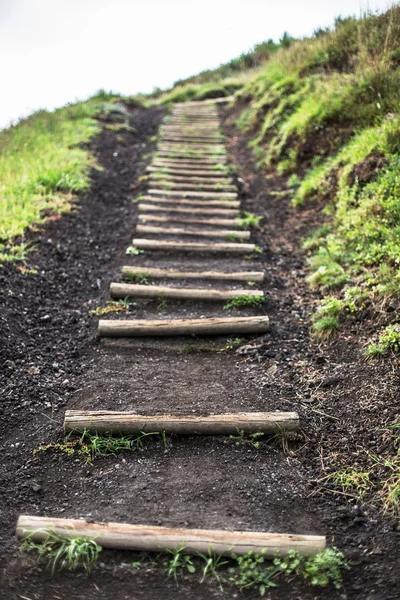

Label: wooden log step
[149,173,233,184]
[135,225,250,239]
[154,155,228,164]
[168,121,220,127]
[110,282,262,301]
[16,515,324,557]
[148,167,231,178]
[166,120,220,125]
[150,162,229,171]
[64,410,299,434]
[158,145,226,155]
[131,238,254,253]
[156,153,228,162]
[98,315,269,337]
[121,266,265,282]
[139,204,240,216]
[162,137,223,144]
[164,132,221,137]
[140,197,240,208]
[148,189,237,199]
[138,214,240,227]
[148,181,237,192]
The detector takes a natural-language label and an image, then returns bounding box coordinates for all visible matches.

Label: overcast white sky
[0,0,393,128]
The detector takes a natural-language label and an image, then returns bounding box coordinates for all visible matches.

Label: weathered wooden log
[16,515,324,557]
[162,137,223,144]
[148,181,237,192]
[121,266,265,282]
[138,214,241,227]
[64,410,299,434]
[147,166,230,177]
[131,239,255,253]
[148,189,237,199]
[138,204,240,216]
[140,197,240,208]
[154,156,228,164]
[110,282,263,301]
[98,316,269,337]
[149,173,233,184]
[135,225,250,239]
[158,146,226,156]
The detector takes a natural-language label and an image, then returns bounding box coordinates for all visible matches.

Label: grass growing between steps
[232,7,400,343]
[0,92,124,261]
[34,429,169,463]
[21,534,348,594]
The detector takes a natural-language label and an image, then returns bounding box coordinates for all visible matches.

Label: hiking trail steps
[17,100,326,563]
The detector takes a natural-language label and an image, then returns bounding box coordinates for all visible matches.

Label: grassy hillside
[0,92,134,261]
[233,8,400,347]
[149,7,400,352]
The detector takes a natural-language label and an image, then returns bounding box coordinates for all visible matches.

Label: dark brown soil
[0,102,399,600]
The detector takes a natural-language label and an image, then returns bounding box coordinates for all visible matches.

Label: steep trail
[3,101,349,599]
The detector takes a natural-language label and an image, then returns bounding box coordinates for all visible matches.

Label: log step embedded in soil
[98,316,270,337]
[121,266,264,282]
[135,225,250,239]
[138,214,241,227]
[140,197,240,208]
[148,189,238,200]
[16,516,325,557]
[138,204,240,217]
[64,410,299,434]
[147,166,231,177]
[131,238,255,253]
[148,181,237,192]
[110,282,263,301]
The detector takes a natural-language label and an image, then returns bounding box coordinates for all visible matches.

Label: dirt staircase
[16,101,326,564]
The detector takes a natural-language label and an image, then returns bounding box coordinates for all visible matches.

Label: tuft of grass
[227,429,265,449]
[311,297,344,338]
[223,294,265,310]
[237,211,263,230]
[230,547,347,594]
[22,530,101,575]
[365,323,400,358]
[312,315,339,339]
[89,299,132,316]
[325,466,372,500]
[126,245,145,255]
[34,429,163,463]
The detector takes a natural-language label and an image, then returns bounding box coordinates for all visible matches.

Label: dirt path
[0,102,399,599]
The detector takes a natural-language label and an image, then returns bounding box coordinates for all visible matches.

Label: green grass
[365,323,400,358]
[237,211,263,230]
[223,294,265,310]
[34,429,164,463]
[89,298,133,316]
[0,94,117,261]
[226,7,400,341]
[22,530,101,574]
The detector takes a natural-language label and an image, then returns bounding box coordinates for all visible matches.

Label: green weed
[89,299,132,316]
[223,294,265,310]
[126,245,145,255]
[237,211,263,229]
[365,323,400,358]
[227,429,265,449]
[22,530,101,574]
[34,429,162,463]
